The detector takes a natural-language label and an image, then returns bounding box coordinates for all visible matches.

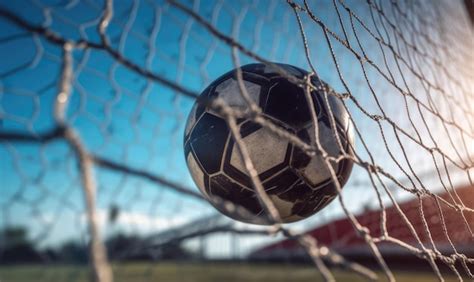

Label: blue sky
[1,0,472,257]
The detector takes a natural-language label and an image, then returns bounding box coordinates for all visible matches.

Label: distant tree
[108,204,120,224]
[0,226,42,264]
[158,242,199,260]
[105,233,199,261]
[106,233,143,260]
[40,247,59,262]
[57,240,89,263]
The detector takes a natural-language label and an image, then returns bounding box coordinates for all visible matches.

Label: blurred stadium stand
[250,186,474,269]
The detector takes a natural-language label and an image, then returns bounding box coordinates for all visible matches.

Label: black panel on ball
[239,120,262,138]
[209,70,270,112]
[183,140,192,158]
[222,147,252,189]
[336,156,354,188]
[291,183,337,217]
[240,63,306,79]
[263,169,300,196]
[222,121,258,188]
[194,85,213,124]
[278,180,313,202]
[190,113,229,175]
[264,78,320,129]
[240,64,266,76]
[209,174,261,215]
[291,129,312,170]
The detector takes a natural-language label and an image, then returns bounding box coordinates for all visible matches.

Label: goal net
[0,0,473,281]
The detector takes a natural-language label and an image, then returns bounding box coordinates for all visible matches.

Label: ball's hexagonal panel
[208,173,261,215]
[190,112,229,174]
[229,125,289,176]
[300,123,341,187]
[215,78,261,110]
[264,79,320,129]
[186,151,206,195]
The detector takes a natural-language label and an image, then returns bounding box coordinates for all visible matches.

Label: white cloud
[80,209,192,235]
[28,209,194,248]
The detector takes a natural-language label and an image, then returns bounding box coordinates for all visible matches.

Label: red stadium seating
[251,186,474,265]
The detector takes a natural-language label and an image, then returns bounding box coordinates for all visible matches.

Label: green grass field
[0,262,460,282]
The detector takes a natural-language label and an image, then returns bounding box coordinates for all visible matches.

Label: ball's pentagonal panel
[229,125,289,177]
[186,151,206,195]
[299,124,341,187]
[209,173,261,215]
[184,63,355,225]
[215,78,261,109]
[264,79,320,129]
[190,113,229,174]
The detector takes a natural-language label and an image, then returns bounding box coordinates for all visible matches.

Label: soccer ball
[184,63,354,224]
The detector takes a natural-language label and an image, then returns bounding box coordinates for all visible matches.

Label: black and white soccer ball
[184,63,354,224]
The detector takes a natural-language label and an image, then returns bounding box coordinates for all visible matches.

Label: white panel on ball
[184,103,198,137]
[215,78,260,109]
[187,152,206,195]
[269,195,295,218]
[230,126,288,175]
[301,123,340,187]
